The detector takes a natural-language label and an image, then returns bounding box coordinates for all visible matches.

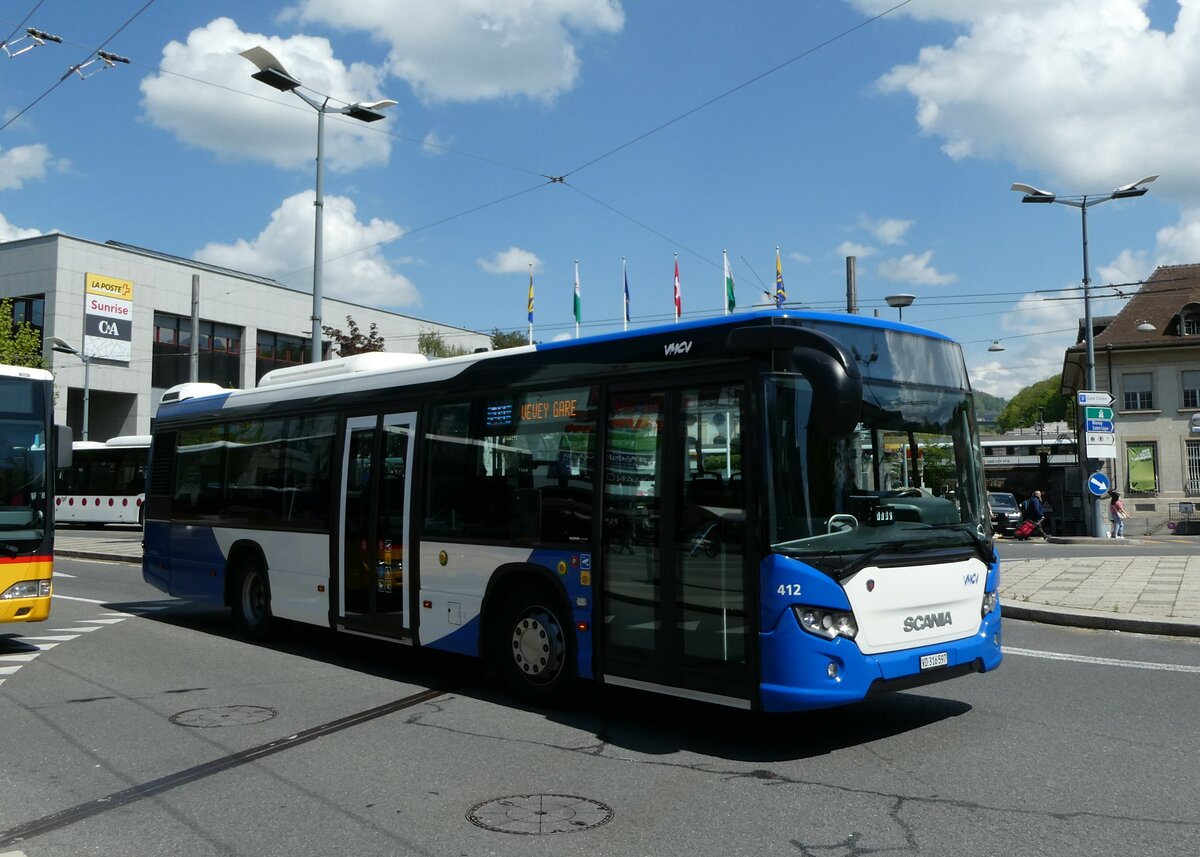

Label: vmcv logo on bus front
[663,340,693,356]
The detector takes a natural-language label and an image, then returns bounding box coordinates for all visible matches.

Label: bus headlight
[981,591,999,617]
[794,606,858,640]
[1,579,52,599]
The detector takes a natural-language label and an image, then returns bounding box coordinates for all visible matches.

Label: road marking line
[1004,646,1200,673]
[0,666,21,675]
[51,594,107,604]
[18,636,78,643]
[0,654,41,663]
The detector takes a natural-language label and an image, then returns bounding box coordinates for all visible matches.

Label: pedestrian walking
[1021,490,1048,539]
[1109,490,1128,538]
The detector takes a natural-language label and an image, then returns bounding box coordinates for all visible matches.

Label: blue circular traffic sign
[1087,472,1111,497]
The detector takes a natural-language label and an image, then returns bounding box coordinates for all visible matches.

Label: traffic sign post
[1087,472,1111,497]
[1078,391,1117,459]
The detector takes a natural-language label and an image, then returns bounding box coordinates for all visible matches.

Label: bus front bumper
[759,607,1002,713]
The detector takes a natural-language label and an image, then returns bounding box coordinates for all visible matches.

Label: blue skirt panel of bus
[758,609,1001,712]
[142,521,227,601]
[415,547,595,681]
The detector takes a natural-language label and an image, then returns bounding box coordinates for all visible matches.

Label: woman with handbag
[1108,490,1128,538]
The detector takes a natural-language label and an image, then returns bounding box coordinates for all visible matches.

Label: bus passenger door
[338,412,415,638]
[600,385,752,705]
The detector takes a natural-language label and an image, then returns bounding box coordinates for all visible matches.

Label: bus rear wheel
[495,584,574,703]
[232,558,272,641]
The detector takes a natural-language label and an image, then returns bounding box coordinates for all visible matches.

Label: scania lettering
[143,310,1001,713]
[904,612,953,633]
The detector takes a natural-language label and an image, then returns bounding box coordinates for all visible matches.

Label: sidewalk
[53,532,1200,638]
[999,535,1200,637]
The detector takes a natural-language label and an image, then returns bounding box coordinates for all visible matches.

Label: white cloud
[422,129,451,155]
[861,216,912,245]
[286,0,625,102]
[1154,207,1200,264]
[1097,247,1151,286]
[478,246,542,273]
[139,17,393,172]
[0,212,44,241]
[869,0,1200,198]
[0,144,57,191]
[877,250,956,285]
[194,191,417,307]
[837,240,877,258]
[787,251,812,264]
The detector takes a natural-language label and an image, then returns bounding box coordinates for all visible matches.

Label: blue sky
[1,0,1194,398]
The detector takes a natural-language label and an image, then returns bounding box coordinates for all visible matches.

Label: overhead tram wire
[559,0,914,179]
[0,0,158,134]
[1,1,47,47]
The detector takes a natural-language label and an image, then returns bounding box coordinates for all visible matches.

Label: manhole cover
[467,794,613,835]
[169,705,277,728]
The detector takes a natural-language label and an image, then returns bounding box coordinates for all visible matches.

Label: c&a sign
[84,272,134,362]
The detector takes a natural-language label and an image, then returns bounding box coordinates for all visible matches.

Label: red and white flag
[673,254,682,322]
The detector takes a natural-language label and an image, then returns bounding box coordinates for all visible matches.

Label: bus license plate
[920,652,948,670]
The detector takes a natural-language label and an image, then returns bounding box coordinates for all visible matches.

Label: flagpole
[573,259,580,339]
[527,262,534,344]
[624,257,631,331]
[723,249,733,316]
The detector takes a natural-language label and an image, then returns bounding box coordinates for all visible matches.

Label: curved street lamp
[242,46,396,364]
[1010,173,1158,537]
[47,336,90,441]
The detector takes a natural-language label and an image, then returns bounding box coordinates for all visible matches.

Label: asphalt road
[2,555,1198,856]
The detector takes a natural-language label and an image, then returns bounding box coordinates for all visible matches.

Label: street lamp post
[885,293,915,320]
[48,337,91,441]
[241,46,396,364]
[1011,174,1157,536]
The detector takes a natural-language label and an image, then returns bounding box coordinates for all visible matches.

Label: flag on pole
[573,260,581,338]
[527,263,534,344]
[723,249,735,314]
[673,254,682,322]
[622,257,630,331]
[775,246,786,308]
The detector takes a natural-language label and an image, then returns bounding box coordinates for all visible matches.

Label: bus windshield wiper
[831,540,921,581]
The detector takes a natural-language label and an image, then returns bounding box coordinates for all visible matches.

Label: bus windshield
[766,374,989,573]
[0,378,49,548]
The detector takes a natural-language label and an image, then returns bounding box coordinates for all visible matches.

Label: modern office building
[0,233,490,440]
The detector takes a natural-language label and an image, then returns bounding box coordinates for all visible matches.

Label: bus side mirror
[54,424,73,470]
[790,346,862,437]
[725,324,863,437]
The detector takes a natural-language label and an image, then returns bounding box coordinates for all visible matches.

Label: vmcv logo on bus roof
[663,340,693,356]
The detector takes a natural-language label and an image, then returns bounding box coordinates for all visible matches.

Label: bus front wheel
[494,584,574,703]
[232,558,272,641]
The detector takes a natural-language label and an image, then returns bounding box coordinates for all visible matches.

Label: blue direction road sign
[1085,418,1115,432]
[1078,390,1114,406]
[1087,472,1112,496]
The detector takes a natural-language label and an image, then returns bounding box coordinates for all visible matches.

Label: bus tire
[494,583,574,704]
[231,557,272,641]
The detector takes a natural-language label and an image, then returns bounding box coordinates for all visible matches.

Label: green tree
[322,315,386,356]
[417,329,470,358]
[0,298,45,368]
[489,328,528,350]
[995,375,1070,432]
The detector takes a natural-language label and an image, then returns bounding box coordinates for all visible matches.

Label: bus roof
[155,310,965,424]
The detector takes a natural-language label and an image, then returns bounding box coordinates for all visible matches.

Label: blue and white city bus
[143,310,1002,712]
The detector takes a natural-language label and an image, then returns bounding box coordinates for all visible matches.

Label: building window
[1122,372,1154,411]
[255,331,310,382]
[1125,442,1158,495]
[152,313,241,389]
[1184,370,1200,410]
[1186,441,1200,497]
[1182,305,1200,336]
[7,295,45,333]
